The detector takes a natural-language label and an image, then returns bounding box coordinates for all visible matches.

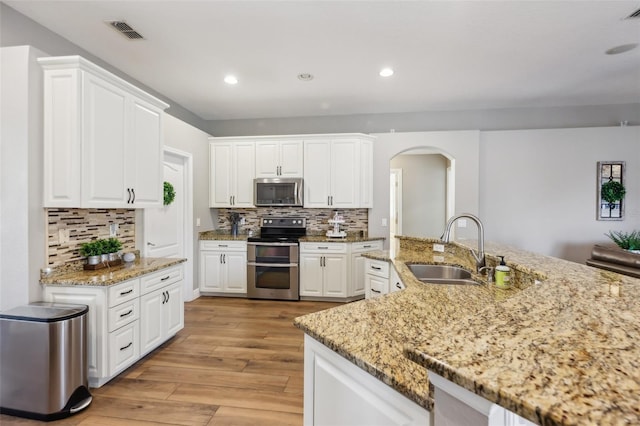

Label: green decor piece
[601,180,626,204]
[80,241,102,257]
[105,237,123,253]
[606,230,640,251]
[164,181,176,206]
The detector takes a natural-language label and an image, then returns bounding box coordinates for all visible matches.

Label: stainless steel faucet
[441,213,486,273]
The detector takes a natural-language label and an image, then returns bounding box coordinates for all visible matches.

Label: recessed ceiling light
[605,43,638,55]
[298,73,314,81]
[379,68,394,77]
[224,75,238,85]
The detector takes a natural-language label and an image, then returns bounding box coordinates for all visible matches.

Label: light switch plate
[58,228,69,244]
[109,223,118,237]
[381,218,388,227]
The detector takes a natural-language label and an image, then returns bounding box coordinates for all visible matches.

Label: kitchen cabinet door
[129,98,163,206]
[232,142,256,207]
[223,251,248,293]
[200,250,225,292]
[329,139,360,208]
[279,140,303,177]
[299,254,324,296]
[255,141,280,177]
[323,254,348,298]
[303,140,331,208]
[163,283,184,337]
[139,288,164,355]
[82,72,129,207]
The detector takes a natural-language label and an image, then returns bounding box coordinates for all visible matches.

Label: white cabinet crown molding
[38,56,169,110]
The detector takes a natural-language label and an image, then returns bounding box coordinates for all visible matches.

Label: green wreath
[163,181,176,206]
[601,180,626,203]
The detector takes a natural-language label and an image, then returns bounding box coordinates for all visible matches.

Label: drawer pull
[119,289,133,296]
[318,246,328,249]
[219,244,228,247]
[371,266,382,271]
[396,283,402,289]
[120,342,133,351]
[371,289,381,293]
[162,291,167,304]
[119,309,133,318]
[160,276,170,281]
[363,245,372,248]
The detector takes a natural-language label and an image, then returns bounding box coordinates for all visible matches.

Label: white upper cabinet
[40,56,168,208]
[255,139,303,178]
[304,136,374,208]
[209,140,255,208]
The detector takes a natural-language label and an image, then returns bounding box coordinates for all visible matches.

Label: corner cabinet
[39,55,169,208]
[209,140,255,207]
[42,264,184,388]
[304,136,374,208]
[199,240,247,295]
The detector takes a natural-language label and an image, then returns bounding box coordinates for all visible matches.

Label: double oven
[247,217,306,301]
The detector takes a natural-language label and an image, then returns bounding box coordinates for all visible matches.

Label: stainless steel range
[247,217,306,301]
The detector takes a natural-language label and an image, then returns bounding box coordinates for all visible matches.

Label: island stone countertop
[40,257,187,286]
[294,236,640,425]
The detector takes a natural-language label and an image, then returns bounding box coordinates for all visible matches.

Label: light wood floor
[1,297,340,425]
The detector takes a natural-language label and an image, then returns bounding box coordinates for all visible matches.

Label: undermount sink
[407,264,480,286]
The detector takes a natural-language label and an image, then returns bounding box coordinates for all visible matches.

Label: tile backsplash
[46,208,135,267]
[216,208,368,234]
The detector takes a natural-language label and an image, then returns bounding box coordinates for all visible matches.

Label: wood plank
[207,406,302,426]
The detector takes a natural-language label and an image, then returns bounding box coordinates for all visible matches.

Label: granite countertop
[199,230,250,241]
[294,236,640,425]
[40,257,187,286]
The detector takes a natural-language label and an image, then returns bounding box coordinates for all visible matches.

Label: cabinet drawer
[108,279,139,308]
[368,276,389,298]
[201,240,246,251]
[300,242,347,254]
[108,299,140,332]
[140,266,183,294]
[108,320,139,376]
[351,240,383,253]
[365,259,390,278]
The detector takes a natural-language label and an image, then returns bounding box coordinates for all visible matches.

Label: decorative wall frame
[597,161,625,221]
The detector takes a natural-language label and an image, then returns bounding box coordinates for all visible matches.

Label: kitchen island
[294,236,640,425]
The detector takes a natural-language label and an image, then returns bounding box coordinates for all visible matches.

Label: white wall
[390,153,447,237]
[480,126,640,263]
[162,115,214,293]
[370,131,480,248]
[0,45,47,310]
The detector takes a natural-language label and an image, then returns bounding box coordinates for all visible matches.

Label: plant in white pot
[606,230,640,254]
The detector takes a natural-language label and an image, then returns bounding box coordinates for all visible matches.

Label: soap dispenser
[495,256,511,289]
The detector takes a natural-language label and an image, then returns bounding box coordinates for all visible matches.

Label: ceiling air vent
[625,8,640,19]
[108,21,144,40]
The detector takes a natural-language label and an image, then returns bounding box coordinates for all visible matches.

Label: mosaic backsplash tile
[47,208,136,267]
[216,208,368,234]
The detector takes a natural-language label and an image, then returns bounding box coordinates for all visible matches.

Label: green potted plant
[105,238,123,261]
[601,180,626,206]
[606,230,640,253]
[80,241,102,265]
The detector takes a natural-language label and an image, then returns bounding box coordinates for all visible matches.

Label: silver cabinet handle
[120,342,133,351]
[119,309,133,318]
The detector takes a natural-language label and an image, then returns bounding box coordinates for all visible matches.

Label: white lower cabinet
[304,335,431,426]
[299,243,348,298]
[199,240,247,295]
[365,258,390,299]
[351,241,384,297]
[42,264,184,387]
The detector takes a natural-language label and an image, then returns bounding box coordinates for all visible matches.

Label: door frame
[390,168,403,257]
[142,146,195,301]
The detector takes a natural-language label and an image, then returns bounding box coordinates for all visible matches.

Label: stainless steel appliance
[0,302,92,421]
[254,178,303,207]
[247,217,306,300]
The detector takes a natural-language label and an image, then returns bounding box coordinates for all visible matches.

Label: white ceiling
[6,1,640,121]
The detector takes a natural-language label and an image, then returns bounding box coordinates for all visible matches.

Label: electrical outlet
[109,223,118,237]
[433,244,445,252]
[433,255,445,263]
[196,217,201,227]
[240,217,246,225]
[58,228,69,244]
[381,218,388,227]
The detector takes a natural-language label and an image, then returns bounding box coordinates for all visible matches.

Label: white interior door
[145,153,184,258]
[143,148,194,301]
[390,169,403,257]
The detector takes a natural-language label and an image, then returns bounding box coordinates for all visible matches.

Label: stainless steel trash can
[0,302,92,421]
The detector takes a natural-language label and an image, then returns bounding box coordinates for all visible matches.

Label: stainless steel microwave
[254,178,303,207]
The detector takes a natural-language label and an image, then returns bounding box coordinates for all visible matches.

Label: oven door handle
[247,262,299,268]
[247,242,299,247]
